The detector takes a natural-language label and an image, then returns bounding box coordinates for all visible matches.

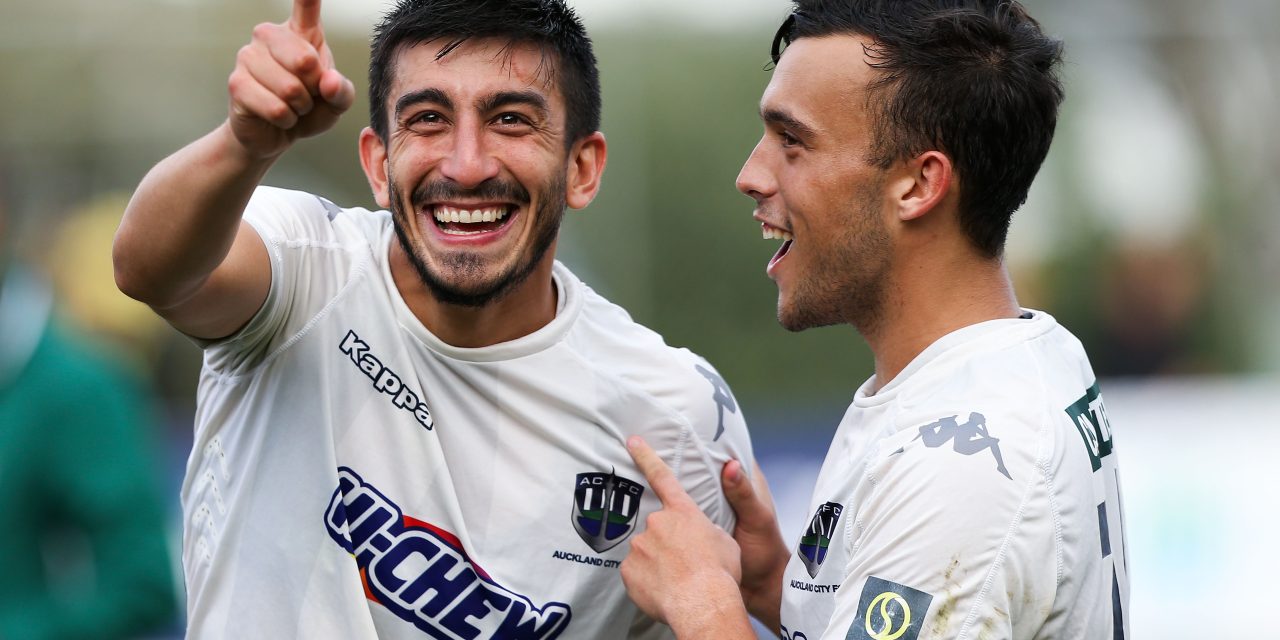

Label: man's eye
[496,113,528,126]
[780,131,801,148]
[410,112,443,125]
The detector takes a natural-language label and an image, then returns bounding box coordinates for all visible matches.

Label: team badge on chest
[798,501,844,578]
[571,471,644,553]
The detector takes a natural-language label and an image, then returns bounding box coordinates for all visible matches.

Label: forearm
[114,121,275,309]
[666,576,759,639]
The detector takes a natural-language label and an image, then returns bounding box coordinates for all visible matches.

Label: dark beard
[389,174,566,308]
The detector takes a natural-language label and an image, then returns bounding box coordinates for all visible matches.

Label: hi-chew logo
[797,501,843,578]
[340,330,434,430]
[325,468,571,638]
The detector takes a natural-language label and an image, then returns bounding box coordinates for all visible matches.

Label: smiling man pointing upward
[113,0,755,637]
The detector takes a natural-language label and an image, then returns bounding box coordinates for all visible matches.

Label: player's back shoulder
[878,312,1097,484]
[899,311,1092,425]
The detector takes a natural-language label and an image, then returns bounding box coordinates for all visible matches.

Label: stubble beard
[388,171,567,308]
[777,184,891,336]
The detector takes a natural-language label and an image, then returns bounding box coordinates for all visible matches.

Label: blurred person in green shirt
[0,187,177,638]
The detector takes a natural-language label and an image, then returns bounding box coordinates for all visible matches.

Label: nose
[735,139,775,204]
[439,126,501,188]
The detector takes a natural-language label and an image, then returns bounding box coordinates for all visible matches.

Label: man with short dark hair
[113,1,755,637]
[620,2,1130,638]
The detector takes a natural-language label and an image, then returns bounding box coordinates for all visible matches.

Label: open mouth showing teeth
[763,223,793,265]
[432,205,515,236]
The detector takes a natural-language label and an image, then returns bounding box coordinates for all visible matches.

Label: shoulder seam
[202,241,373,381]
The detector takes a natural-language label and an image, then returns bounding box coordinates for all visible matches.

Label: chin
[776,296,843,333]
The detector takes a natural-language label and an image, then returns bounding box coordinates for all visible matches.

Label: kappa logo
[797,501,843,578]
[846,576,933,640]
[339,330,434,430]
[571,471,644,553]
[695,363,738,441]
[325,468,571,638]
[899,412,1011,480]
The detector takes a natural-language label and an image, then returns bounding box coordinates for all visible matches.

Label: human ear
[358,127,391,209]
[893,150,953,222]
[565,132,608,210]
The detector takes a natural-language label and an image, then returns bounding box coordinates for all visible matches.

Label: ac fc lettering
[577,474,642,495]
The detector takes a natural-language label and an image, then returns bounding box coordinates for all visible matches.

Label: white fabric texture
[779,311,1129,640]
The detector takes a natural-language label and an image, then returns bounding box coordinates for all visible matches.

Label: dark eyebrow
[478,90,549,119]
[761,107,817,141]
[395,88,453,121]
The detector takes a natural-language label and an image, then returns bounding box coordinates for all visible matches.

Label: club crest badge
[797,501,844,578]
[571,471,645,553]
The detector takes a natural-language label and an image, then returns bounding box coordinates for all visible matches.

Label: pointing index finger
[290,0,323,35]
[628,436,696,509]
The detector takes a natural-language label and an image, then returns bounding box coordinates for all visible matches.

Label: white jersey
[181,187,754,639]
[779,311,1128,640]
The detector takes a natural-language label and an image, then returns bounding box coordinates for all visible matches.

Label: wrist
[741,549,788,633]
[665,572,754,639]
[216,119,288,167]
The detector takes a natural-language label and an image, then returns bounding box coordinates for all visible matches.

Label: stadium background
[2,0,1277,636]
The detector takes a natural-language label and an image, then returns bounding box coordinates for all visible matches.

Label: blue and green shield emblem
[572,471,645,553]
[798,501,844,578]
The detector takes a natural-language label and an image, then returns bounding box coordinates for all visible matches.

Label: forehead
[761,35,878,135]
[389,38,563,108]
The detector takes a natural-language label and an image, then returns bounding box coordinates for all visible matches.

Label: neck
[389,242,559,349]
[861,252,1019,394]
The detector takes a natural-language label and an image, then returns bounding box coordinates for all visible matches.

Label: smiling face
[737,35,894,333]
[361,38,599,308]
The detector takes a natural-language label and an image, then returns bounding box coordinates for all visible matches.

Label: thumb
[318,68,355,114]
[722,459,775,527]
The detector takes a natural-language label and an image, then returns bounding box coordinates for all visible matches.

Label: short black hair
[368,0,601,148]
[772,0,1065,257]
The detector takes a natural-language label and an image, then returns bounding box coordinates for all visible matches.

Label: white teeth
[762,226,794,242]
[433,206,512,225]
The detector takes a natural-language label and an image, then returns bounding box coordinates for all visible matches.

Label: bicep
[154,220,271,340]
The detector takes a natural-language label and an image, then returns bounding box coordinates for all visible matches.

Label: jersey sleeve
[819,409,1059,640]
[199,186,360,374]
[670,354,756,532]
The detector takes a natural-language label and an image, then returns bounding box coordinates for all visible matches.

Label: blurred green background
[2,0,1278,637]
[4,0,1278,416]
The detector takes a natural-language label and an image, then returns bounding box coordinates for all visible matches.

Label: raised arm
[112,0,354,339]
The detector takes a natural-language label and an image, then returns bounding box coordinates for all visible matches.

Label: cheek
[503,145,563,181]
